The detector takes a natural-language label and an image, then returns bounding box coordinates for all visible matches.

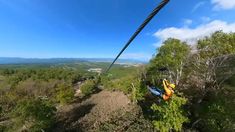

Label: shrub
[80,80,96,96]
[98,106,154,132]
[130,77,147,102]
[204,103,231,131]
[11,98,56,131]
[194,89,235,132]
[101,72,147,103]
[55,83,75,104]
[151,95,189,132]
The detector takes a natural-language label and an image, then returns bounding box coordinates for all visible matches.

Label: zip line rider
[147,79,176,101]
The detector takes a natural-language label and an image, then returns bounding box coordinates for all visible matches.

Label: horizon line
[0,57,148,62]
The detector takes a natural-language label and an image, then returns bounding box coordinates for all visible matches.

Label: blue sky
[0,0,235,61]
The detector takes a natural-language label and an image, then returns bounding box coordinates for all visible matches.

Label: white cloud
[183,19,193,26]
[121,53,152,61]
[211,0,235,10]
[192,1,206,12]
[201,16,211,23]
[154,20,235,47]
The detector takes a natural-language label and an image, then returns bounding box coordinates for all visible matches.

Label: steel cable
[105,0,170,73]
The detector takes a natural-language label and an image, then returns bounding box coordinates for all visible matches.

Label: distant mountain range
[0,57,147,64]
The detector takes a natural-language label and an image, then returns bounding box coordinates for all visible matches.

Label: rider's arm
[163,80,171,95]
[164,79,170,86]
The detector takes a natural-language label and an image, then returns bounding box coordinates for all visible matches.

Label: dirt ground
[54,90,133,132]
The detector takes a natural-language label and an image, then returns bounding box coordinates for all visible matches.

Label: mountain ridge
[0,57,147,64]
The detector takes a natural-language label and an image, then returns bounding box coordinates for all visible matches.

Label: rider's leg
[148,86,163,97]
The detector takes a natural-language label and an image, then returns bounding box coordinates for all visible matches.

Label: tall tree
[186,31,235,94]
[148,38,190,85]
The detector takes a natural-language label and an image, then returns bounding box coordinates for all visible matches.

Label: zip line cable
[105,0,170,73]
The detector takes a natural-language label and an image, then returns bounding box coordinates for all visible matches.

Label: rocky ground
[53,90,153,132]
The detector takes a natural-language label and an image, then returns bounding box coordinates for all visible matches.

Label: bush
[98,106,154,132]
[193,88,235,132]
[151,95,189,132]
[130,77,147,102]
[204,103,232,131]
[101,73,147,102]
[55,83,75,104]
[11,98,56,131]
[80,80,96,96]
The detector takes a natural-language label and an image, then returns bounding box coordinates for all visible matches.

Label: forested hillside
[145,31,235,131]
[0,31,235,132]
[100,31,235,131]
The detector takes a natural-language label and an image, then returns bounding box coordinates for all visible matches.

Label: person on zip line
[147,79,176,101]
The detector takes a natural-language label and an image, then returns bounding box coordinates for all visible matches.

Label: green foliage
[109,76,134,94]
[80,80,96,96]
[205,103,232,131]
[225,74,235,87]
[11,98,56,131]
[55,83,75,104]
[108,66,139,80]
[0,69,16,76]
[100,66,142,97]
[145,38,190,131]
[192,31,235,89]
[2,68,83,88]
[191,77,235,132]
[0,31,234,131]
[101,69,147,102]
[193,96,235,132]
[198,31,235,59]
[180,32,235,131]
[0,66,86,131]
[147,38,190,85]
[98,106,154,132]
[151,95,189,132]
[0,63,103,131]
[130,77,147,102]
[155,38,190,68]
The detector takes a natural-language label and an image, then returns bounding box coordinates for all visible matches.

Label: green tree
[198,31,235,59]
[145,39,190,131]
[148,38,190,85]
[181,31,235,131]
[185,31,235,95]
[151,95,189,132]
